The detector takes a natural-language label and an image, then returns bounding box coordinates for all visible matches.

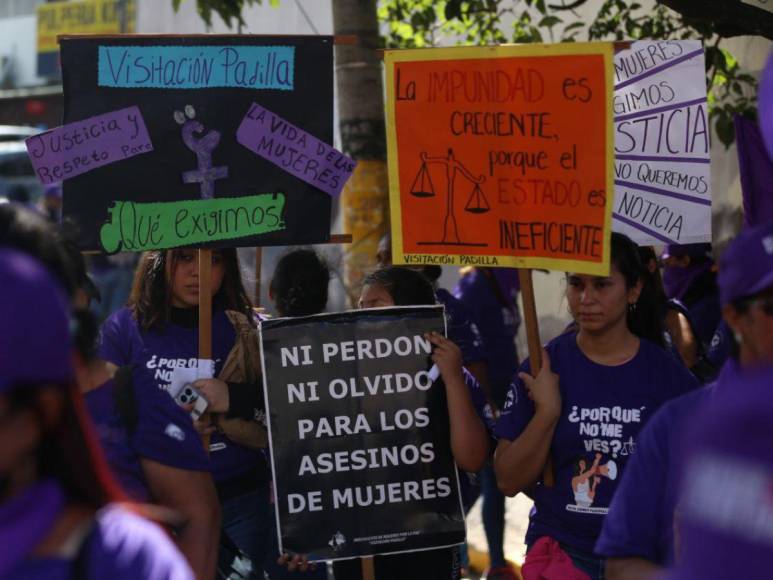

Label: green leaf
[721,48,738,69]
[538,15,562,28]
[714,113,735,148]
[444,0,462,21]
[563,21,585,31]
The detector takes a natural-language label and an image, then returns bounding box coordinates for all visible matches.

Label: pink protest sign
[236,102,356,197]
[26,106,153,184]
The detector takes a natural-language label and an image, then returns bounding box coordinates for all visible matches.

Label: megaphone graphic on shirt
[597,460,618,481]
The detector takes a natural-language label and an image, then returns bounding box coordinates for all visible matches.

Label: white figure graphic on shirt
[571,453,618,508]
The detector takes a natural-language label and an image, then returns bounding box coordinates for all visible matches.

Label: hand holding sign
[277,553,316,573]
[518,349,561,421]
[426,331,463,381]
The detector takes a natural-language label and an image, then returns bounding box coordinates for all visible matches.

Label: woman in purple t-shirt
[331,266,491,580]
[0,248,192,580]
[99,248,272,578]
[494,233,698,580]
[72,308,219,579]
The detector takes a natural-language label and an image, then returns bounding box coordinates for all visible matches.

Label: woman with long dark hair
[0,248,192,579]
[330,266,491,580]
[494,233,699,579]
[99,248,271,579]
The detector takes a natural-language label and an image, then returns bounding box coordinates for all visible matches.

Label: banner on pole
[385,43,615,275]
[259,306,465,561]
[36,0,135,78]
[59,35,335,253]
[612,40,711,245]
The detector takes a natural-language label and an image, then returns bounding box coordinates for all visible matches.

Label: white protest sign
[612,40,711,245]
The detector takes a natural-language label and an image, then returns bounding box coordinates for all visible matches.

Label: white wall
[709,35,772,247]
[0,15,47,87]
[137,0,333,35]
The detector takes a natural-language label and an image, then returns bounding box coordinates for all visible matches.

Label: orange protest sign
[385,43,615,275]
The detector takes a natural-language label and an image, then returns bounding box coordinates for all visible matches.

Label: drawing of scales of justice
[409,149,490,247]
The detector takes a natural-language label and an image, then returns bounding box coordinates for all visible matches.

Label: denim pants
[480,464,506,569]
[221,484,328,579]
[221,487,274,579]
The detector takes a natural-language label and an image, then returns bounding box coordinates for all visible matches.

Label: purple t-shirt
[495,332,699,553]
[12,505,193,580]
[99,307,266,483]
[436,288,485,365]
[458,367,496,509]
[594,361,740,563]
[463,367,496,437]
[84,367,210,502]
[453,270,520,392]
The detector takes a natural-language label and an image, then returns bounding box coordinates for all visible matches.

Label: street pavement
[464,492,534,576]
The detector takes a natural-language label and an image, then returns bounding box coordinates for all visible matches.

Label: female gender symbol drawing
[174,105,228,199]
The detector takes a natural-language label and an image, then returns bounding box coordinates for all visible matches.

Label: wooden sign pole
[198,249,213,449]
[518,269,542,372]
[517,268,555,487]
[198,249,213,359]
[361,556,376,580]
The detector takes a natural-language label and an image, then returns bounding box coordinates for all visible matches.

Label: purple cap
[661,243,712,261]
[0,248,72,391]
[663,366,773,580]
[718,222,773,305]
[760,52,773,162]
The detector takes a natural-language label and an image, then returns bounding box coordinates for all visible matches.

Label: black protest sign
[59,35,333,252]
[260,306,465,561]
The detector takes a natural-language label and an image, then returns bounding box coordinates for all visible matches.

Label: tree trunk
[333,0,389,306]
